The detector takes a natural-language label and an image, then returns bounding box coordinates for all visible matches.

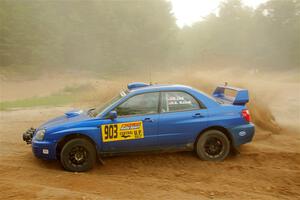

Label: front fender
[46,127,102,149]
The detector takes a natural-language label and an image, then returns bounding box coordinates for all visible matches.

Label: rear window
[161,91,200,113]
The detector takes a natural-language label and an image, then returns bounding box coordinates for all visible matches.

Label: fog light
[42,149,49,154]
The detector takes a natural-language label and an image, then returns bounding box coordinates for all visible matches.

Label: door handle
[143,118,153,122]
[193,113,203,118]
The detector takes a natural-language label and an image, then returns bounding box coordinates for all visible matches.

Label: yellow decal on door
[101,121,144,142]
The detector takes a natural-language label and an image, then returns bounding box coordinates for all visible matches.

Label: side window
[115,92,159,116]
[161,91,200,113]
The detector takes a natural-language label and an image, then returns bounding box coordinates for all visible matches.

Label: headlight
[35,129,46,141]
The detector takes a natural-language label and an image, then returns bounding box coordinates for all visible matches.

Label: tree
[0,0,178,73]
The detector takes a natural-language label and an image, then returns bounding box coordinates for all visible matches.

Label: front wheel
[196,130,230,161]
[60,138,96,172]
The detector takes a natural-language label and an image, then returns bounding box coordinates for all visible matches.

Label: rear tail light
[242,109,251,122]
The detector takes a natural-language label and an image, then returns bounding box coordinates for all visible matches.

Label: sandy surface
[0,71,116,102]
[0,107,299,200]
[0,69,300,199]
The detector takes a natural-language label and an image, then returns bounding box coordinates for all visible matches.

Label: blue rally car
[23,82,255,172]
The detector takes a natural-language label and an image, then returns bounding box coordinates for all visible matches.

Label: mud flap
[231,146,240,156]
[97,154,105,165]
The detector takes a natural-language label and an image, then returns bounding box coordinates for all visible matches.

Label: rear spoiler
[212,85,249,105]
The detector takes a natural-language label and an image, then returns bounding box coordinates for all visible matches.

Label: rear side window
[161,91,200,113]
[116,92,159,116]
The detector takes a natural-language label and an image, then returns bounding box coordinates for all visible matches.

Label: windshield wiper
[87,108,96,117]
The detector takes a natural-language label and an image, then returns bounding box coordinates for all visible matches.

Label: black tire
[60,138,96,172]
[196,130,230,161]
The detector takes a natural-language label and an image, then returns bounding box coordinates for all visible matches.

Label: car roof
[128,84,194,93]
[126,83,220,107]
[97,83,220,118]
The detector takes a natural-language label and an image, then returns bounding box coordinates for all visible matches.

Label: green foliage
[0,94,75,110]
[0,0,177,72]
[179,0,300,68]
[0,84,91,110]
[0,0,299,74]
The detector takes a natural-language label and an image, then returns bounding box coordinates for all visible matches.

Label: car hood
[39,109,91,130]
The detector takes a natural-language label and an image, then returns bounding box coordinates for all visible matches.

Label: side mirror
[108,110,117,120]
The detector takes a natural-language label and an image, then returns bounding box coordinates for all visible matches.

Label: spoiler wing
[212,85,249,105]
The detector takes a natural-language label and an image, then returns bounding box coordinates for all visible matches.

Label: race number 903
[103,124,118,140]
[101,121,144,142]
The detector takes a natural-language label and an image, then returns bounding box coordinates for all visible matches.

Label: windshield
[90,91,127,117]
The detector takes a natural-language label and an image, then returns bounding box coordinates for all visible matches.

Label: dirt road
[0,107,299,200]
[0,70,299,199]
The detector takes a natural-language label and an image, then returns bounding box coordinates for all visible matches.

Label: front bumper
[23,127,57,160]
[31,140,57,160]
[229,123,255,147]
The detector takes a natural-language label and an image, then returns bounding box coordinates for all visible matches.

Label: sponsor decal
[167,96,192,105]
[101,121,144,142]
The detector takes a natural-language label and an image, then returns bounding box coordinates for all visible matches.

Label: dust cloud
[102,67,299,134]
[1,67,299,134]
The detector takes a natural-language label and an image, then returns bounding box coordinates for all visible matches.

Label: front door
[101,92,160,152]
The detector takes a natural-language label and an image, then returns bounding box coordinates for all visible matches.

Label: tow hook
[22,127,36,144]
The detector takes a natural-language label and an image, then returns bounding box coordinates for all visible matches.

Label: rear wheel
[196,130,230,161]
[60,138,96,172]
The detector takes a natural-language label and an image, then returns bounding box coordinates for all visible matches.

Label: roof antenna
[149,65,152,85]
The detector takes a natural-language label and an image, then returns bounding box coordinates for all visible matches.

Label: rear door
[158,91,208,148]
[101,92,160,152]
